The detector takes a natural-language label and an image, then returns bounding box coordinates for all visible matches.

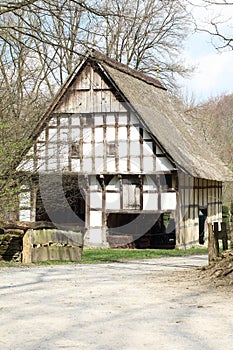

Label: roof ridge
[89,49,166,90]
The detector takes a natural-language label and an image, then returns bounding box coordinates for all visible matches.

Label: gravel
[0,255,232,350]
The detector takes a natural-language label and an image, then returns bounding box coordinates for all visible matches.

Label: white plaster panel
[48,142,57,154]
[143,142,153,156]
[71,128,80,141]
[118,142,128,157]
[37,158,46,171]
[90,211,102,227]
[48,128,57,141]
[89,175,100,188]
[143,176,157,191]
[19,209,31,221]
[95,158,104,172]
[71,158,81,172]
[118,115,128,125]
[19,191,31,207]
[18,158,34,172]
[106,192,121,210]
[106,113,115,125]
[106,177,120,191]
[49,117,57,127]
[95,128,103,141]
[118,127,128,141]
[59,144,68,158]
[89,228,103,244]
[83,143,92,157]
[47,158,57,171]
[83,158,92,173]
[130,114,139,125]
[118,158,127,172]
[83,128,92,143]
[60,129,69,142]
[130,142,140,156]
[95,143,104,157]
[143,157,154,172]
[60,159,69,171]
[94,115,103,126]
[90,192,102,209]
[130,126,140,141]
[60,117,69,127]
[37,144,46,157]
[107,159,116,172]
[106,127,115,142]
[161,192,177,210]
[38,130,46,142]
[156,157,174,171]
[143,193,158,210]
[130,157,140,172]
[72,116,80,126]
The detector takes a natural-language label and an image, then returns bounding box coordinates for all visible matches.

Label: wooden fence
[208,222,232,263]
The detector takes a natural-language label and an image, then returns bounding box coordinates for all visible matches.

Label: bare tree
[89,0,193,89]
[0,0,194,215]
[1,0,193,90]
[188,0,233,50]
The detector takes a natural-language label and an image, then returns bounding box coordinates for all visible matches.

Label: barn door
[123,178,140,209]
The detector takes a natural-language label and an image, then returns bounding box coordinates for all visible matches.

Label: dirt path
[0,255,232,350]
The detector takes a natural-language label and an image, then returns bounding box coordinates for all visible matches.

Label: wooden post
[208,223,216,263]
[221,222,228,251]
[213,222,220,256]
[230,223,233,249]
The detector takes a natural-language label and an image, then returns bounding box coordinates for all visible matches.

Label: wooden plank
[221,222,228,251]
[208,223,216,263]
[213,222,220,256]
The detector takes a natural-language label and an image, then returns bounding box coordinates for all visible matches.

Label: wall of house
[84,174,177,246]
[20,63,174,176]
[178,172,222,247]
[18,62,178,247]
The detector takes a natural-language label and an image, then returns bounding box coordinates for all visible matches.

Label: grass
[79,247,208,264]
[0,246,208,267]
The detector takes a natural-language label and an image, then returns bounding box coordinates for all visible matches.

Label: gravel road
[0,255,232,350]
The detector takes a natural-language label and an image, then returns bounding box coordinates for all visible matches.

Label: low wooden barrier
[23,229,83,263]
[0,221,84,263]
[208,222,231,263]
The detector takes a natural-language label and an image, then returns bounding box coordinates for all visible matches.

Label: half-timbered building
[18,51,232,248]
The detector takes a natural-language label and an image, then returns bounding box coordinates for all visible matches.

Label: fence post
[213,222,220,256]
[221,222,228,251]
[208,223,216,263]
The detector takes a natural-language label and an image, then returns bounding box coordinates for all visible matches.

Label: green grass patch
[0,246,208,267]
[79,247,208,264]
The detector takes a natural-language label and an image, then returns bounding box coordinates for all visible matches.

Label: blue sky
[179,3,233,103]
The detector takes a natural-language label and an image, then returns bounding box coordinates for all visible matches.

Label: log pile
[0,221,84,262]
[202,249,233,285]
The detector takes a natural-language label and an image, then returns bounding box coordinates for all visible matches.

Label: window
[160,174,172,189]
[70,143,80,158]
[82,114,93,127]
[107,143,116,157]
[123,177,141,210]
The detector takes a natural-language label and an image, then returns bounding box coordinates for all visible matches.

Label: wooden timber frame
[16,51,231,249]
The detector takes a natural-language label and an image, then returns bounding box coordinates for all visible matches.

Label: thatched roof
[91,52,232,181]
[33,50,233,182]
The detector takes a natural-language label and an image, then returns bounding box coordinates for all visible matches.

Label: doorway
[199,208,207,244]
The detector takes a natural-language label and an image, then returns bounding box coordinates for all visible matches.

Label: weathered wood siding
[18,62,223,248]
[22,63,174,176]
[19,63,176,245]
[178,172,222,246]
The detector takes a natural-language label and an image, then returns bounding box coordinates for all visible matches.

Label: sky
[179,2,233,104]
